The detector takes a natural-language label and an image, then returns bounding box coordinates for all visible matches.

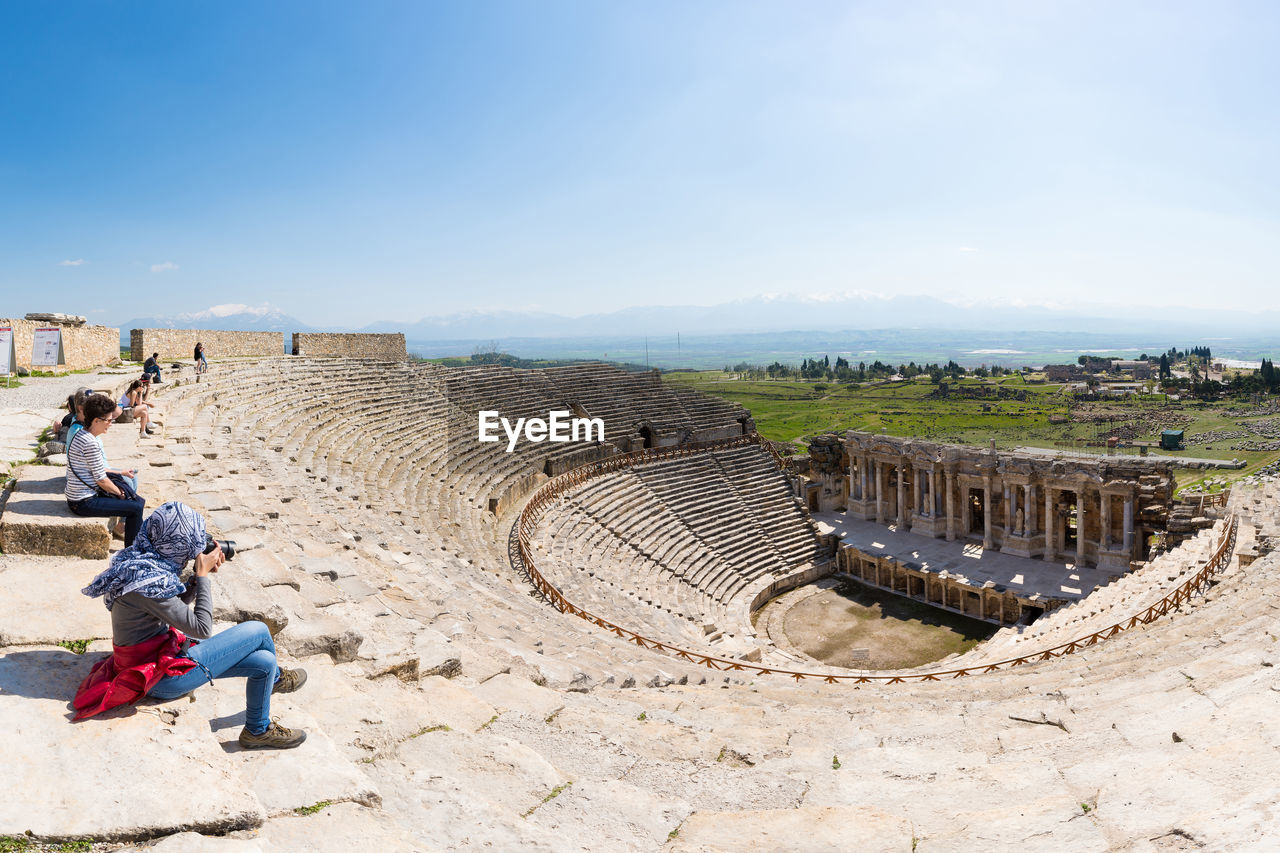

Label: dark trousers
[68,493,145,546]
[143,364,162,382]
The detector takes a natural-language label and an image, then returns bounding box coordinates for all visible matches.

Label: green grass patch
[26,367,96,378]
[57,639,91,655]
[294,800,332,816]
[662,371,1280,491]
[521,782,573,818]
[0,837,32,853]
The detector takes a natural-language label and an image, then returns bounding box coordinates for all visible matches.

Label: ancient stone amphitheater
[3,356,1280,851]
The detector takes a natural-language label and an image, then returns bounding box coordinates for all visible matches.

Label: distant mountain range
[359,295,1280,340]
[112,294,1280,360]
[114,306,319,343]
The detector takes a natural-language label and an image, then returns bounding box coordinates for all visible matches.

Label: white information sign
[0,327,14,376]
[31,327,65,368]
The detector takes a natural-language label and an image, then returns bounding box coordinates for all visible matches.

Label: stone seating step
[0,645,266,839]
[0,464,110,558]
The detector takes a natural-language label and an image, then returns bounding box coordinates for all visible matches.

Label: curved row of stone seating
[539,363,750,444]
[948,521,1228,668]
[173,360,534,521]
[531,505,721,650]
[155,372,722,691]
[156,358,767,668]
[526,445,827,653]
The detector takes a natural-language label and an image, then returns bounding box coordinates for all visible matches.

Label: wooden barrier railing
[515,436,1241,684]
[1198,490,1231,511]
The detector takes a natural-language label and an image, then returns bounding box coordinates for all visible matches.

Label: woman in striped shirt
[65,394,146,546]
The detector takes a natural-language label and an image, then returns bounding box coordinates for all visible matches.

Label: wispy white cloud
[150,261,179,273]
[58,259,86,266]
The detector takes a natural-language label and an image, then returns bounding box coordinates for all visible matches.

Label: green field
[663,370,1280,494]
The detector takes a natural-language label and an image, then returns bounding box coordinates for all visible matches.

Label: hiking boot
[272,667,308,694]
[238,720,307,750]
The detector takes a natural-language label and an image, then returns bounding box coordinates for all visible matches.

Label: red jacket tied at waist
[72,628,198,720]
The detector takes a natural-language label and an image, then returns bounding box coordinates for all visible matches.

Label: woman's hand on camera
[194,547,224,577]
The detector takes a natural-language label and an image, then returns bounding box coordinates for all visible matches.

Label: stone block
[670,806,911,853]
[256,802,439,852]
[376,728,568,818]
[413,676,498,732]
[118,833,267,852]
[0,647,265,839]
[0,465,109,558]
[211,572,291,636]
[0,555,112,646]
[471,672,565,721]
[275,614,364,663]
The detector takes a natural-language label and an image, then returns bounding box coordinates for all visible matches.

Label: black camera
[203,536,237,561]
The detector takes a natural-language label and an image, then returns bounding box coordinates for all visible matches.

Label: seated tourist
[118,380,156,437]
[65,394,145,545]
[142,352,162,383]
[74,501,308,750]
[54,387,92,443]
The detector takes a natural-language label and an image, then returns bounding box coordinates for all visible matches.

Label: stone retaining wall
[291,332,407,361]
[0,318,119,372]
[130,329,286,361]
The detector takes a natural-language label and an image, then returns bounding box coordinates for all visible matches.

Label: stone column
[915,468,924,516]
[879,461,888,524]
[1076,487,1087,566]
[1101,492,1112,551]
[1026,484,1037,535]
[983,476,993,550]
[870,461,880,522]
[931,469,940,516]
[872,461,882,523]
[1044,487,1055,560]
[897,460,907,529]
[1123,496,1135,552]
[945,469,956,541]
[1004,483,1014,535]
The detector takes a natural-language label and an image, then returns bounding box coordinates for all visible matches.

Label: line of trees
[726,358,1006,383]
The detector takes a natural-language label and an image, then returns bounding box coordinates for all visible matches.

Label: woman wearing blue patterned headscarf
[76,502,309,749]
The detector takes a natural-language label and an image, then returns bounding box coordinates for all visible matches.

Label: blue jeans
[143,364,161,382]
[148,621,279,734]
[68,491,145,545]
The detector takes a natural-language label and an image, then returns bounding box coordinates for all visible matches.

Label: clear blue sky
[2,2,1278,328]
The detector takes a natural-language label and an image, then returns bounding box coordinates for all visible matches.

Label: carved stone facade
[0,317,119,371]
[834,431,1173,571]
[836,546,1027,625]
[291,332,407,361]
[130,329,285,361]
